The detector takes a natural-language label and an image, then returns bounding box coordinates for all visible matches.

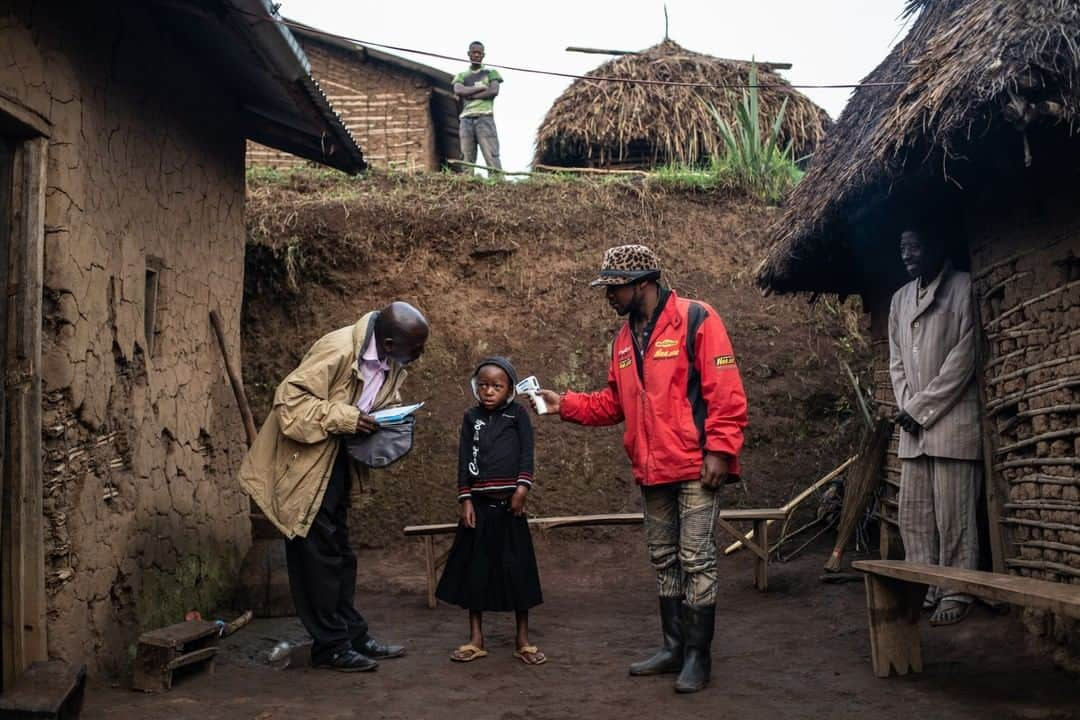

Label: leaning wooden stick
[209,310,258,447]
[723,455,856,555]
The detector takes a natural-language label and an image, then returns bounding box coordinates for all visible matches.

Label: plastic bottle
[267,640,293,670]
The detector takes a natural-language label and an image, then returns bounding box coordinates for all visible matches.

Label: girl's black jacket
[456,400,534,502]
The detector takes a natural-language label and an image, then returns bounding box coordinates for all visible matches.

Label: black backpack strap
[685,302,709,366]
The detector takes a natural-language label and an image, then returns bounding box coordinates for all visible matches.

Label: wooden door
[0,113,47,689]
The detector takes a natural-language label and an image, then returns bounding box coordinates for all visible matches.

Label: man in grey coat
[888,229,982,626]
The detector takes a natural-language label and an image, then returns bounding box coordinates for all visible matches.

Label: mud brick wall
[248,39,440,173]
[967,185,1080,669]
[2,2,250,674]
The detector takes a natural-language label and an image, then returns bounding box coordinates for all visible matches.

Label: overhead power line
[234,6,905,91]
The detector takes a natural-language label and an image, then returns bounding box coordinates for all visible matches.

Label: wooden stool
[132,620,220,692]
[0,661,86,719]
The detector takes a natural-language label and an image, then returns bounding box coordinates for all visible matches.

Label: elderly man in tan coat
[888,230,981,627]
[240,301,428,671]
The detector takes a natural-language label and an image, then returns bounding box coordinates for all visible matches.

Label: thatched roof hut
[756,0,1080,296]
[533,39,830,169]
[756,0,1080,669]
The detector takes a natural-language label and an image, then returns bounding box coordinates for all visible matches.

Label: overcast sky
[281,1,916,173]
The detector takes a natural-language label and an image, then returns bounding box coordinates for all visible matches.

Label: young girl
[435,356,546,665]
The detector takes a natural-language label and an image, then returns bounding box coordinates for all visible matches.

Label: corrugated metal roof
[284,20,461,167]
[156,0,365,173]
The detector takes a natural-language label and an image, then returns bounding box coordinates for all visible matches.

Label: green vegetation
[707,64,805,203]
[652,162,733,192]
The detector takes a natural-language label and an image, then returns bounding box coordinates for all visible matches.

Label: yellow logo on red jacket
[619,357,633,369]
[714,355,736,367]
[653,338,680,359]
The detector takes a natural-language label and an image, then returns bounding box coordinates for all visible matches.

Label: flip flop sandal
[450,644,488,662]
[929,600,973,627]
[513,645,547,666]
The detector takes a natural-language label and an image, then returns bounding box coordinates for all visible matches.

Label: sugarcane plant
[707,63,804,203]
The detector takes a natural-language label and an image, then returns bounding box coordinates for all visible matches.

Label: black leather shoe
[355,637,406,659]
[629,596,683,676]
[317,649,378,673]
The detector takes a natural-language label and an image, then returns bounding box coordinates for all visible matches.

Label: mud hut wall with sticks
[247,22,460,173]
[756,0,1080,666]
[0,0,364,681]
[533,39,830,170]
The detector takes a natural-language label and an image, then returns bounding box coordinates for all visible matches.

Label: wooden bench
[0,661,86,719]
[404,508,788,608]
[132,620,220,692]
[853,560,1080,678]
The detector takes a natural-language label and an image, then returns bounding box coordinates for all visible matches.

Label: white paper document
[370,402,424,425]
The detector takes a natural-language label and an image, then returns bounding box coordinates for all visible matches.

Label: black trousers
[285,447,369,663]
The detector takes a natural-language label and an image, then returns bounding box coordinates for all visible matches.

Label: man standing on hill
[240,302,429,671]
[532,245,748,693]
[888,229,981,626]
[453,41,503,173]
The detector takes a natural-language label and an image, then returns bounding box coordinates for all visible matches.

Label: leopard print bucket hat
[589,244,662,287]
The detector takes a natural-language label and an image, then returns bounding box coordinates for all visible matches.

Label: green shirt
[453,66,503,118]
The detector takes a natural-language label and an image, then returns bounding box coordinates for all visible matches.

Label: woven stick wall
[975,243,1080,584]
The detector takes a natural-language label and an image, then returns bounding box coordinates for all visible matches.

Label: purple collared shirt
[356,334,389,413]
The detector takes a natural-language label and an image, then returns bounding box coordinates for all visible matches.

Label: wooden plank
[0,126,11,681]
[716,518,767,561]
[404,522,457,536]
[531,513,643,529]
[0,660,85,714]
[717,508,788,521]
[405,512,646,536]
[139,620,220,648]
[864,573,924,678]
[753,519,768,591]
[2,136,47,686]
[423,536,436,609]
[853,560,1080,619]
[164,646,218,672]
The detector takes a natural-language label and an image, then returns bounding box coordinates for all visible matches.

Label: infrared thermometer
[515,376,549,415]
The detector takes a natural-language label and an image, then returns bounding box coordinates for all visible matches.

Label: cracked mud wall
[1,2,251,674]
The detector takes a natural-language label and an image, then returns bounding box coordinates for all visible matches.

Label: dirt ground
[84,527,1077,720]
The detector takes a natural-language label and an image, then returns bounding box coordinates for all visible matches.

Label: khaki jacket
[888,264,981,461]
[239,312,407,538]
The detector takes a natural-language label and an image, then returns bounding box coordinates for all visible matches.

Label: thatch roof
[757,0,1080,296]
[533,39,831,169]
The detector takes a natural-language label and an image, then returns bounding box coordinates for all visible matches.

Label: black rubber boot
[674,604,714,693]
[629,596,684,676]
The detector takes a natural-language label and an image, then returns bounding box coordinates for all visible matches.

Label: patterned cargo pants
[642,480,721,608]
[898,455,982,603]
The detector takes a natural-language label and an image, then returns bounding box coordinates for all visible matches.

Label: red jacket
[560,291,747,486]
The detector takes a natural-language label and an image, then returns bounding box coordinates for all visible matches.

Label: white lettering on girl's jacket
[468,418,486,476]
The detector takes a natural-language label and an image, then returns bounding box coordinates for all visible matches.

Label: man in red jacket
[534,244,747,693]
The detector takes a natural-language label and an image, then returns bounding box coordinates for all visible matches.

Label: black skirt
[435,496,543,612]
